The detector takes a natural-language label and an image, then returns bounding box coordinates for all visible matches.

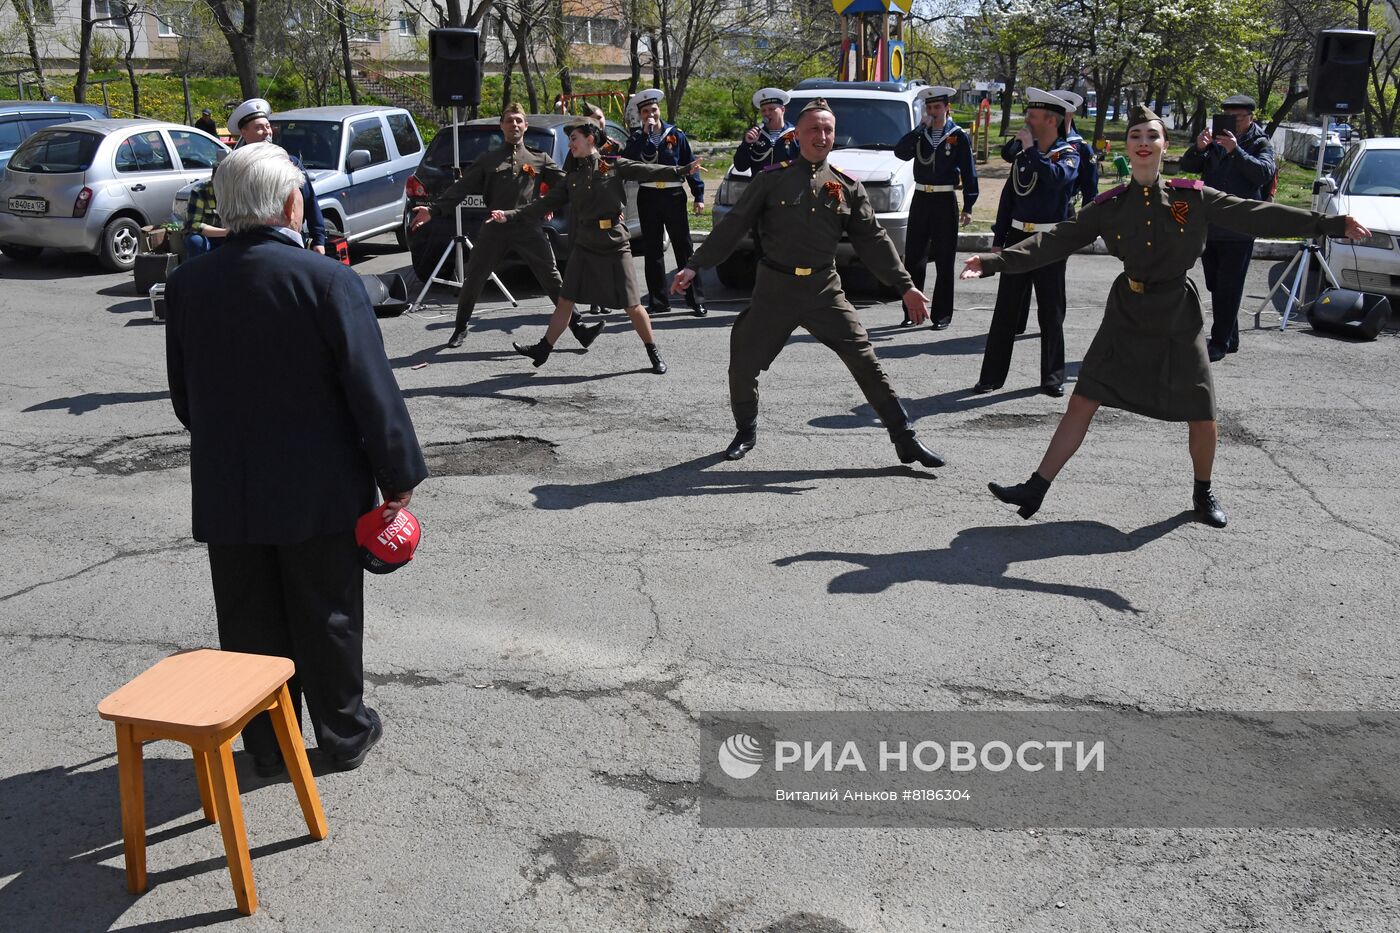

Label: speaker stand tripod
[409,106,516,314]
[1254,113,1340,331]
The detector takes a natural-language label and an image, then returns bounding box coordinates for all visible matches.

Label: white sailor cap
[1052,89,1084,111]
[1023,87,1070,115]
[916,85,958,104]
[753,87,790,109]
[629,88,664,112]
[228,97,272,134]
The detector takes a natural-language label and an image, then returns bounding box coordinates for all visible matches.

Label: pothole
[422,436,558,475]
[961,412,1062,430]
[52,432,190,475]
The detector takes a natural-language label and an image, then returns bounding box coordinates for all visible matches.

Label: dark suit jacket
[166,227,428,545]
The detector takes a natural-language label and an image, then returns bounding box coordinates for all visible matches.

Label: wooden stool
[98,649,329,915]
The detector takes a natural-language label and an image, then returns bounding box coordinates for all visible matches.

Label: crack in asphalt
[0,540,201,603]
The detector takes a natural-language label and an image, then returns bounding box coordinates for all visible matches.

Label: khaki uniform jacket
[688,156,913,293]
[507,153,689,255]
[429,141,566,216]
[979,178,1348,420]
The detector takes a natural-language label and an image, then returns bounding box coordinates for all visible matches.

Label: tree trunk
[551,0,573,97]
[205,0,261,99]
[649,31,661,87]
[1264,86,1307,136]
[498,16,514,108]
[999,53,1018,136]
[75,0,94,102]
[123,14,140,116]
[333,0,359,104]
[628,29,641,95]
[13,0,47,98]
[446,0,463,26]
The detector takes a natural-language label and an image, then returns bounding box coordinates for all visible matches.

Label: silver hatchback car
[0,118,229,271]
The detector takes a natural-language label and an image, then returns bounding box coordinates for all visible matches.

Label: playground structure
[834,0,911,83]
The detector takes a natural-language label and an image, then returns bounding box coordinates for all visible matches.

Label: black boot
[645,343,667,374]
[513,338,552,368]
[570,314,604,349]
[445,327,466,349]
[1192,480,1228,528]
[899,311,914,328]
[880,400,945,468]
[725,423,757,460]
[988,471,1051,519]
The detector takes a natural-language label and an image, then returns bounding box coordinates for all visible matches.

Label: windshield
[1344,150,1400,196]
[9,129,100,173]
[270,120,342,170]
[784,97,912,149]
[426,127,559,168]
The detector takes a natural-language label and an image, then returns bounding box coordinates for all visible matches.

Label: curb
[690,230,1303,259]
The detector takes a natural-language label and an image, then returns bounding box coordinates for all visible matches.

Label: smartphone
[1211,113,1234,137]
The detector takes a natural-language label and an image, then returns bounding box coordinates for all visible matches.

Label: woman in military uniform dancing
[961,105,1368,527]
[490,122,700,375]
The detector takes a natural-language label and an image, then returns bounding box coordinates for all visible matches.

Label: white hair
[213,142,305,233]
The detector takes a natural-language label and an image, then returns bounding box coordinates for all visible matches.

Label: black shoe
[899,316,914,328]
[972,381,1003,395]
[1042,383,1065,398]
[646,302,671,316]
[725,427,756,460]
[571,319,604,349]
[1193,490,1229,528]
[893,436,945,468]
[691,304,708,318]
[1225,345,1239,354]
[252,751,285,778]
[324,708,382,773]
[989,479,1046,519]
[445,327,466,349]
[587,304,608,315]
[931,319,951,331]
[645,343,667,374]
[513,338,552,368]
[1207,344,1226,363]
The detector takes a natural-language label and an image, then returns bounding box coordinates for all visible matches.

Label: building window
[95,0,131,28]
[565,16,619,45]
[33,0,55,25]
[157,15,179,37]
[397,12,417,36]
[350,14,380,42]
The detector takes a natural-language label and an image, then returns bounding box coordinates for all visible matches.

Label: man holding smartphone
[1179,93,1277,362]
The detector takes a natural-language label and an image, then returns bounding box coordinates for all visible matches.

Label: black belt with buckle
[1124,273,1187,294]
[760,257,834,277]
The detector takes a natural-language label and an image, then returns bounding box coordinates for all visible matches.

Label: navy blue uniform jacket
[166,228,428,545]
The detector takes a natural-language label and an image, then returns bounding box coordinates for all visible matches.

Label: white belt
[642,181,679,189]
[915,184,956,193]
[1011,219,1058,233]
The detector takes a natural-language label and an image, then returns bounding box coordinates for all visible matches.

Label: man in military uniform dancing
[672,99,945,468]
[409,104,602,350]
[623,88,708,316]
[975,88,1080,397]
[893,85,978,330]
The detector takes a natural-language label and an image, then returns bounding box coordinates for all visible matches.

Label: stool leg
[208,739,258,915]
[115,723,147,894]
[193,749,217,823]
[268,684,329,840]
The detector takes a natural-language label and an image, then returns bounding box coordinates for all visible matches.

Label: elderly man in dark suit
[165,142,428,776]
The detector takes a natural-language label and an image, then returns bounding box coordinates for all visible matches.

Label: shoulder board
[1050,141,1075,153]
[1168,178,1203,191]
[830,166,856,183]
[761,159,794,172]
[1092,185,1126,205]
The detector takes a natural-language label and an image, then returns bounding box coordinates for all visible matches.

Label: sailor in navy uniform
[975,88,1080,397]
[734,87,800,173]
[893,85,977,330]
[621,88,708,316]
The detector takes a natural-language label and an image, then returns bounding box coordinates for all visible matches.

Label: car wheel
[0,243,43,261]
[716,251,757,290]
[99,216,141,272]
[395,212,411,252]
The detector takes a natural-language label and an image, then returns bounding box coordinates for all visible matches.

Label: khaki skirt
[560,244,641,309]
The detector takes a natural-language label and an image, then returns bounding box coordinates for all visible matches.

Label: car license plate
[8,196,47,214]
[463,194,486,209]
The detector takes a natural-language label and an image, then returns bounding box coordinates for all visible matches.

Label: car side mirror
[1314,176,1338,196]
[346,149,372,172]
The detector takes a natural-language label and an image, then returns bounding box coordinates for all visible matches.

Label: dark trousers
[730,268,907,435]
[638,186,703,311]
[979,228,1067,388]
[455,223,563,330]
[903,191,958,323]
[184,233,223,259]
[1201,237,1253,352]
[207,532,371,761]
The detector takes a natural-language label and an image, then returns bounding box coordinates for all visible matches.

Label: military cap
[1125,103,1163,130]
[228,97,271,134]
[916,85,958,104]
[1052,89,1084,111]
[1023,87,1071,114]
[1222,94,1257,111]
[201,107,212,116]
[753,87,790,109]
[799,97,834,117]
[629,88,664,112]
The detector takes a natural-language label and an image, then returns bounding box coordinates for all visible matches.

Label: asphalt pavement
[2,237,1398,931]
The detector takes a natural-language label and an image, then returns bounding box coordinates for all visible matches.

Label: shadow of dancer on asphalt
[531,452,934,510]
[772,513,1192,614]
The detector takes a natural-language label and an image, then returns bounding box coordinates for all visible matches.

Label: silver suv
[0,118,229,270]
